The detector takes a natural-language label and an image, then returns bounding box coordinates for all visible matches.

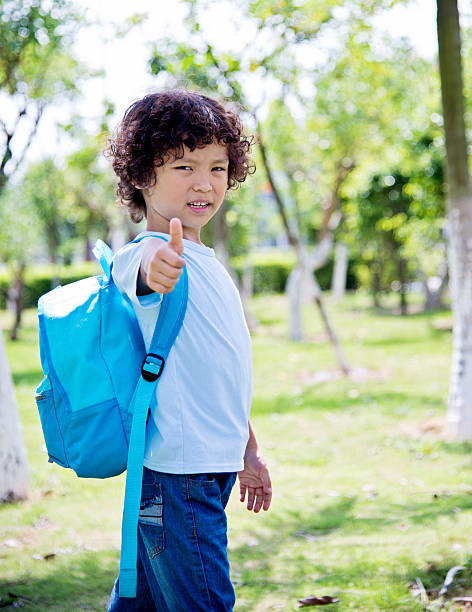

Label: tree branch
[7,103,44,178]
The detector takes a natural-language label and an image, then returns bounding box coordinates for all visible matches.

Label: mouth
[187,200,211,212]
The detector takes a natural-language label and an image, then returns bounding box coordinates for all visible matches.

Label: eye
[213,166,228,172]
[175,165,192,171]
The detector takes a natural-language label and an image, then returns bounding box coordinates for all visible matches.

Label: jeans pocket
[139,483,165,558]
[188,473,217,486]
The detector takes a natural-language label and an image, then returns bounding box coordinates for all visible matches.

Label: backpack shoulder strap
[92,239,114,281]
[118,234,188,598]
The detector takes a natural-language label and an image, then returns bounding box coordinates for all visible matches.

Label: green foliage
[0,0,80,96]
[0,250,361,309]
[231,249,358,293]
[148,0,443,263]
[3,126,121,271]
[20,158,71,262]
[63,126,122,251]
[0,261,99,309]
[343,127,446,294]
[232,250,296,293]
[0,180,41,263]
[0,0,86,193]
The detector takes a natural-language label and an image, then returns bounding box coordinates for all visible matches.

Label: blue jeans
[108,467,238,611]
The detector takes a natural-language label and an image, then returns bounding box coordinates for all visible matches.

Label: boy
[106,90,272,611]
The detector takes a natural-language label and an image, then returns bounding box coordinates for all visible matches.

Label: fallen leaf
[31,553,56,561]
[297,595,340,607]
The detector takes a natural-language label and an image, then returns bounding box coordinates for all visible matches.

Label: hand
[238,449,272,513]
[140,218,185,294]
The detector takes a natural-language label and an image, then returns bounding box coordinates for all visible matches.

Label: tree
[436,0,472,439]
[0,182,42,339]
[63,112,127,261]
[22,158,69,264]
[344,131,446,313]
[0,0,85,501]
[0,0,84,193]
[148,0,358,372]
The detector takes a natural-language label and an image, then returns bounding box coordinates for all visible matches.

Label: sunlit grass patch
[1,294,468,611]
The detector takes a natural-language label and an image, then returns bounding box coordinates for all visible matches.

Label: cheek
[218,175,229,192]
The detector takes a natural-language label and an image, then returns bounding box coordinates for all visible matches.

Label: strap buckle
[141,353,165,382]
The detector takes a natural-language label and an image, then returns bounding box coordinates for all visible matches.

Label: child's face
[143,142,229,243]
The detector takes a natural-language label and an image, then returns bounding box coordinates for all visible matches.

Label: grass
[1,292,471,611]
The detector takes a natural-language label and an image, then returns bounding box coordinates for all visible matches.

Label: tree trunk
[398,257,408,316]
[314,294,350,376]
[286,266,304,341]
[9,262,25,341]
[437,0,472,439]
[258,127,350,372]
[85,234,92,262]
[213,207,258,332]
[241,262,254,302]
[0,330,29,501]
[423,262,449,310]
[332,242,349,301]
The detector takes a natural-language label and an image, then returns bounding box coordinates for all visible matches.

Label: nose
[192,171,212,193]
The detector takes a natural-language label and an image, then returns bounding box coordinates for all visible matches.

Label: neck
[145,218,202,245]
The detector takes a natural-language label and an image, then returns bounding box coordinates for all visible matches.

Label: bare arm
[238,421,272,513]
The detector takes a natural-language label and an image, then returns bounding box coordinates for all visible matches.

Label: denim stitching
[186,475,215,612]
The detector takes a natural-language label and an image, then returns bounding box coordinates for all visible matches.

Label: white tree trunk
[0,329,29,501]
[286,237,332,341]
[286,266,319,340]
[332,242,349,301]
[446,199,472,438]
[287,266,304,341]
[437,0,472,439]
[242,262,254,302]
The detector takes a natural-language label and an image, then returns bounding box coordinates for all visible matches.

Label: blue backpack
[35,236,188,598]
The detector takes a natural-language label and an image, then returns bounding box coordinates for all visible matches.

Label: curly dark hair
[106,90,255,223]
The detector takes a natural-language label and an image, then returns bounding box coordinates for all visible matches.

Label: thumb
[169,217,184,256]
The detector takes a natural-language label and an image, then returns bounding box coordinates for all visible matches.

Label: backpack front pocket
[35,377,68,468]
[64,399,129,479]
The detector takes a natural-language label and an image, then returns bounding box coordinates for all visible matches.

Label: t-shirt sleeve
[112,241,163,309]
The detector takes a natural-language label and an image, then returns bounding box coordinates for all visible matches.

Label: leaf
[439,565,466,595]
[297,595,340,607]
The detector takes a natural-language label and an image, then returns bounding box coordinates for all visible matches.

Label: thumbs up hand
[140,218,186,294]
[168,217,184,257]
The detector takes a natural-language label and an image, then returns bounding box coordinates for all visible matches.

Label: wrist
[136,266,153,296]
[244,442,259,457]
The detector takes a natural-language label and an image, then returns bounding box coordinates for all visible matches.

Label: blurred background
[2,1,472,610]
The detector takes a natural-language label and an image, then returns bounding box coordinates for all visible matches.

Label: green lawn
[1,293,471,611]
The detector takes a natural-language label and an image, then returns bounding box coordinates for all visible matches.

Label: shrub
[231,249,358,294]
[0,249,359,310]
[0,262,100,309]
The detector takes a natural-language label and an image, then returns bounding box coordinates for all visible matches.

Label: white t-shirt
[112,231,252,474]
